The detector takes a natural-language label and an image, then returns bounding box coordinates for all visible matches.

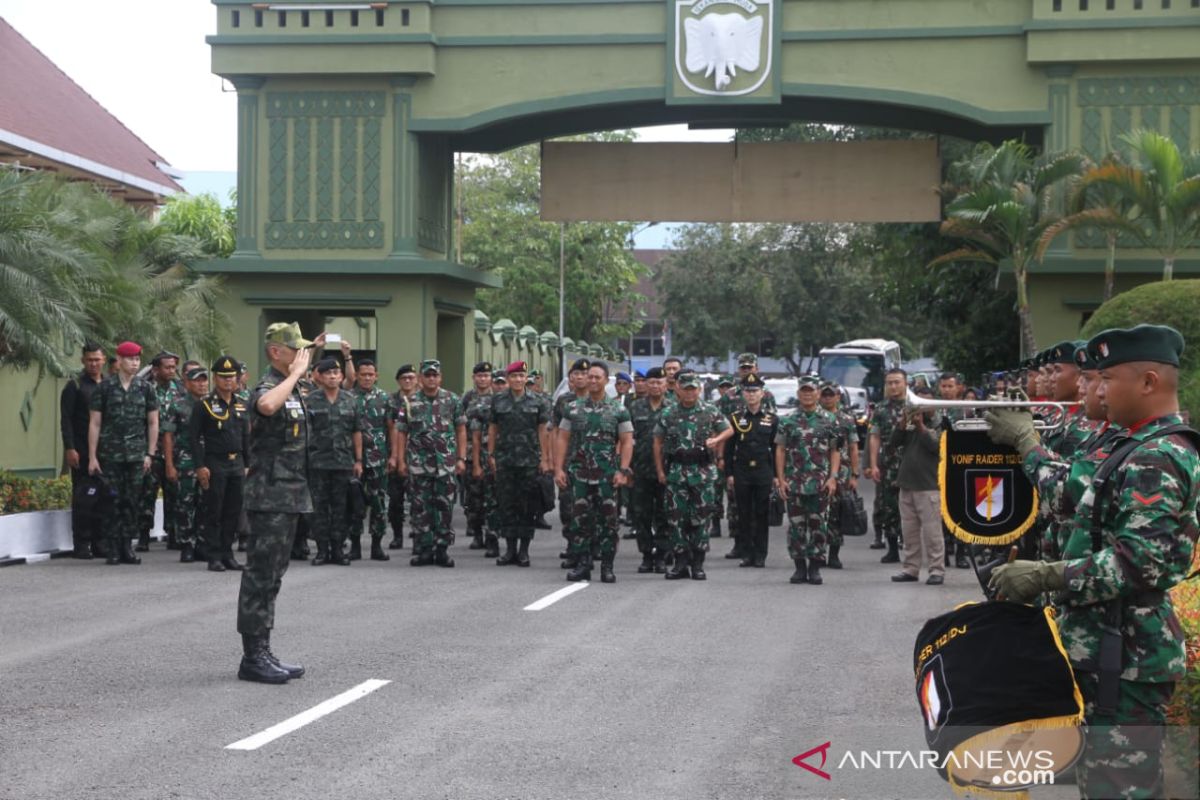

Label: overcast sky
[3,1,732,177]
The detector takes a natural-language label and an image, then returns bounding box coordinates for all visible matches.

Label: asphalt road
[0,481,1079,800]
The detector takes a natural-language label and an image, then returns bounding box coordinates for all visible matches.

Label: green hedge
[1080,280,1200,421]
[0,470,72,515]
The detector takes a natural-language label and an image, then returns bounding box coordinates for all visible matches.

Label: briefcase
[768,487,785,527]
[839,489,868,537]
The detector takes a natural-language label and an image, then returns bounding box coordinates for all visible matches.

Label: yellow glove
[984,409,1040,458]
[988,560,1067,603]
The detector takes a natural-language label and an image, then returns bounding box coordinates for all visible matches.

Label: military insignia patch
[939,430,1037,545]
[674,0,774,96]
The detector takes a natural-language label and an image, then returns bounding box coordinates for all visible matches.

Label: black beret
[395,364,415,378]
[313,357,340,374]
[569,358,591,373]
[1087,324,1184,370]
[644,367,664,380]
[1046,340,1086,366]
[473,361,493,374]
[1073,343,1097,371]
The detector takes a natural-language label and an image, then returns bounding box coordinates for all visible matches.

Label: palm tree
[932,141,1084,356]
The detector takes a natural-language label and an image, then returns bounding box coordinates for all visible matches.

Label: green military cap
[718,374,735,387]
[676,370,702,389]
[184,366,208,381]
[528,369,542,378]
[264,321,313,349]
[1046,340,1086,365]
[736,352,758,367]
[819,379,839,394]
[797,373,820,388]
[1073,343,1097,371]
[211,355,241,376]
[740,373,765,390]
[1087,324,1184,370]
[420,358,442,374]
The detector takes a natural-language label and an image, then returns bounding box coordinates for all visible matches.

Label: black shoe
[559,550,570,559]
[560,554,577,569]
[637,553,655,574]
[349,538,362,561]
[118,539,141,565]
[388,535,404,550]
[566,559,592,582]
[221,557,244,571]
[328,542,351,566]
[691,550,707,580]
[311,542,330,566]
[208,560,226,572]
[515,538,531,568]
[664,552,690,580]
[869,538,886,550]
[497,538,518,566]
[880,538,900,564]
[724,546,743,560]
[106,544,121,566]
[238,635,290,684]
[263,633,305,679]
[790,559,807,584]
[410,549,434,567]
[753,554,766,568]
[484,535,500,558]
[434,547,454,568]
[955,555,970,569]
[135,533,150,552]
[600,560,616,583]
[807,560,823,586]
[711,521,723,538]
[534,516,552,530]
[739,557,755,567]
[827,545,842,569]
[180,544,195,563]
[891,572,919,582]
[622,531,637,540]
[73,542,94,560]
[926,574,945,585]
[468,533,485,550]
[370,538,390,561]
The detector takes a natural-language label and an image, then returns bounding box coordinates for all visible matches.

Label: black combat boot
[955,541,970,569]
[434,546,454,568]
[388,526,404,550]
[135,531,150,552]
[118,538,142,565]
[310,541,330,566]
[637,551,655,574]
[180,543,195,563]
[600,558,616,583]
[515,537,531,567]
[664,550,690,580]
[752,553,766,568]
[370,535,390,561]
[349,536,362,561]
[328,540,351,566]
[105,538,121,566]
[167,529,179,550]
[739,554,756,567]
[691,549,707,580]
[496,537,518,566]
[566,556,592,582]
[410,548,434,567]
[468,532,485,550]
[560,553,577,569]
[263,632,305,679]
[484,534,500,558]
[208,558,226,572]
[807,559,823,586]
[237,533,247,552]
[221,555,244,571]
[653,550,666,574]
[724,542,743,559]
[73,541,94,560]
[869,531,885,550]
[711,519,723,538]
[790,558,808,584]
[534,515,552,530]
[880,536,900,564]
[827,544,843,570]
[238,635,290,684]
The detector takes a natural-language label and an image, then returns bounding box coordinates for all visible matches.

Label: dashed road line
[225,679,391,751]
[523,582,589,611]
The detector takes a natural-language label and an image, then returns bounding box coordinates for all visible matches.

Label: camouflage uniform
[552,391,587,534]
[629,396,672,561]
[655,401,729,555]
[460,387,495,548]
[140,379,183,545]
[1033,406,1104,559]
[1023,414,1199,799]
[400,388,463,553]
[560,396,632,560]
[868,398,906,543]
[307,388,360,555]
[238,367,311,636]
[775,407,838,562]
[354,385,395,549]
[160,393,200,548]
[825,407,859,549]
[90,374,158,556]
[388,391,413,545]
[488,388,549,546]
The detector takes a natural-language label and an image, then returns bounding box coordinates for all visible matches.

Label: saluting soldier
[556,362,634,583]
[352,358,396,562]
[775,374,840,586]
[724,372,778,568]
[190,356,251,573]
[306,357,360,566]
[388,363,417,550]
[88,341,159,566]
[653,370,732,581]
[482,360,551,566]
[399,359,466,568]
[987,324,1200,799]
[818,380,859,570]
[60,342,106,559]
[628,367,672,574]
[162,365,208,563]
[460,362,495,553]
[866,368,907,561]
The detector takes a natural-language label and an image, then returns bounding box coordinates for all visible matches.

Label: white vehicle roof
[822,338,899,353]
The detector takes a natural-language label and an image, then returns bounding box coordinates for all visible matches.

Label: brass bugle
[903,389,1066,432]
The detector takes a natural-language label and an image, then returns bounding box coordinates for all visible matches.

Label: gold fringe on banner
[938,433,1039,546]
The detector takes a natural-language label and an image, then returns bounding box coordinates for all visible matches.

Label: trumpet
[903,389,1067,432]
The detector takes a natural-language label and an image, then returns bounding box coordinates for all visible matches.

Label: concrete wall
[0,367,68,478]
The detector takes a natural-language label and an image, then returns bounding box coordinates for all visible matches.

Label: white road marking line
[225,679,391,751]
[524,582,589,611]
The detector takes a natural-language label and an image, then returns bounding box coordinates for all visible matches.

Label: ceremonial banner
[939,429,1037,545]
[913,602,1084,796]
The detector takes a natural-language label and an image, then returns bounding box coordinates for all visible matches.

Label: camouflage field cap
[676,370,702,389]
[718,374,735,387]
[185,366,209,381]
[737,352,758,367]
[797,373,820,388]
[819,379,839,394]
[420,358,442,374]
[264,321,313,349]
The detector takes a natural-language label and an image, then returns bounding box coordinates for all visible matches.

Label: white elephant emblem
[683,12,764,91]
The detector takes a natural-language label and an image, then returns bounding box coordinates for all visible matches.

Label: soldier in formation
[191,356,251,572]
[388,363,418,550]
[553,359,591,563]
[866,368,907,562]
[724,372,777,568]
[628,367,671,574]
[461,362,496,554]
[162,365,208,563]
[352,358,396,561]
[307,357,359,566]
[818,380,858,570]
[139,351,182,552]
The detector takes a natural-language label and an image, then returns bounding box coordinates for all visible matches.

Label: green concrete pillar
[232,77,265,257]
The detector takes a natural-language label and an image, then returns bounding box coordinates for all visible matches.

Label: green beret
[1046,340,1086,365]
[1087,324,1184,370]
[1073,344,1097,371]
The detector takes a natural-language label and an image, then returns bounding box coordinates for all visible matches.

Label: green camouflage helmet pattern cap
[737,352,758,366]
[264,321,313,349]
[676,370,702,389]
[718,374,735,386]
[1087,324,1184,370]
[1046,340,1086,365]
[819,379,840,394]
[420,358,442,374]
[797,373,821,388]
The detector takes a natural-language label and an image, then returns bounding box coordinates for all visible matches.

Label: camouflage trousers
[410,473,456,550]
[1075,672,1174,800]
[786,492,829,562]
[724,477,740,538]
[568,478,619,559]
[237,511,297,636]
[463,471,495,538]
[310,468,353,547]
[558,485,572,540]
[495,464,537,540]
[665,468,719,553]
[387,473,408,536]
[99,460,144,544]
[139,456,175,536]
[872,480,901,540]
[826,484,845,548]
[361,464,389,540]
[172,471,200,547]
[630,474,668,555]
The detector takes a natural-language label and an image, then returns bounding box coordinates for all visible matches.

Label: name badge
[285,399,302,410]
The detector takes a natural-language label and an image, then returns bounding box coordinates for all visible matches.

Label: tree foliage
[458,134,648,342]
[159,191,237,258]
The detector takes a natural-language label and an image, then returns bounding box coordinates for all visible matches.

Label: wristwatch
[619,467,633,477]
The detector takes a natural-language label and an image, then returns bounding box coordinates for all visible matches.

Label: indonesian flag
[975,475,1004,522]
[920,671,941,731]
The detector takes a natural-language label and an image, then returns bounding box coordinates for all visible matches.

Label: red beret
[506,360,528,375]
[115,341,141,357]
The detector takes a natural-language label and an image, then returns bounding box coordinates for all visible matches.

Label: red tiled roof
[0,17,183,196]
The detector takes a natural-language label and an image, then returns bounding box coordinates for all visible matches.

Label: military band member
[725,373,777,568]
[988,324,1199,800]
[138,350,183,552]
[352,359,395,561]
[388,363,417,550]
[162,366,208,563]
[818,380,859,570]
[775,374,840,586]
[190,356,250,572]
[306,358,360,566]
[866,368,907,561]
[654,370,732,581]
[88,341,159,566]
[556,362,634,583]
[628,367,672,574]
[461,361,495,552]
